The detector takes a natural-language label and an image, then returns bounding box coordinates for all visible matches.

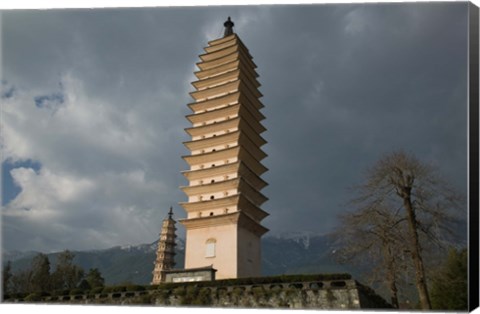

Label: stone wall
[156,280,362,309]
[6,278,392,309]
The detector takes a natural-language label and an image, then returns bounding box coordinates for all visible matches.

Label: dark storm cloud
[238,3,468,233]
[1,3,469,251]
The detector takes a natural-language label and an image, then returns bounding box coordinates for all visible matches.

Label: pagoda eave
[201,36,253,62]
[189,80,239,101]
[183,130,240,150]
[180,177,240,195]
[204,36,237,53]
[186,103,240,124]
[179,194,240,212]
[181,161,268,190]
[207,33,237,47]
[194,53,258,80]
[196,47,257,72]
[182,144,267,167]
[192,68,260,92]
[199,44,238,63]
[191,69,240,91]
[181,161,241,179]
[178,211,241,229]
[181,177,268,206]
[184,117,239,137]
[182,146,240,164]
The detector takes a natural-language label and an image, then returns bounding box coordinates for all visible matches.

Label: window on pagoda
[206,238,216,258]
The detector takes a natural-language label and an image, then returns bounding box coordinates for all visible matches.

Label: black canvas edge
[469,2,480,312]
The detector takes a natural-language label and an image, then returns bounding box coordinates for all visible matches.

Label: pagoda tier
[183,130,266,153]
[186,101,265,124]
[181,176,268,207]
[181,161,268,190]
[187,90,264,113]
[179,21,268,280]
[180,212,268,236]
[192,69,260,93]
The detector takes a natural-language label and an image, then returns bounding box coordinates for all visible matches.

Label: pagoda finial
[168,207,173,219]
[223,16,234,37]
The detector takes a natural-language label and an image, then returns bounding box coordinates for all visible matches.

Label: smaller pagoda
[151,207,177,284]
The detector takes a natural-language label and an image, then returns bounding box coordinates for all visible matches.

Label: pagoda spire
[151,207,177,284]
[223,17,234,37]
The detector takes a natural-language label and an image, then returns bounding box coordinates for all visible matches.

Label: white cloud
[6,167,94,216]
[2,72,181,252]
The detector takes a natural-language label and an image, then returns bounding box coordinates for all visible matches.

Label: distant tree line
[2,250,105,298]
[331,151,467,310]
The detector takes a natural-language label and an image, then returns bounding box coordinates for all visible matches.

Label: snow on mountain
[119,237,186,252]
[272,231,325,250]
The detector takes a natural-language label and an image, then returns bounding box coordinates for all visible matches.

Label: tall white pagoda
[179,17,269,280]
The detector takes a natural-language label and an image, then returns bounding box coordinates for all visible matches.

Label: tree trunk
[403,195,431,309]
[384,242,400,308]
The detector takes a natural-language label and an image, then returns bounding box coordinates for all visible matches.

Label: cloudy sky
[1,2,470,253]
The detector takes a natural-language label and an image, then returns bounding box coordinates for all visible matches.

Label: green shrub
[172,286,186,297]
[131,294,153,305]
[191,287,211,306]
[112,286,127,292]
[216,287,228,298]
[69,288,84,296]
[147,284,159,290]
[232,286,245,298]
[52,289,70,296]
[158,282,178,290]
[91,286,104,294]
[253,286,269,299]
[126,284,146,292]
[157,288,171,301]
[9,292,27,299]
[182,286,200,305]
[24,292,42,302]
[102,286,116,293]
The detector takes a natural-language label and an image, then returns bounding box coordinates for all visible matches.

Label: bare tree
[332,204,408,308]
[335,151,464,310]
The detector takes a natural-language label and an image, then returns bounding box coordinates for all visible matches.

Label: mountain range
[3,233,357,285]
